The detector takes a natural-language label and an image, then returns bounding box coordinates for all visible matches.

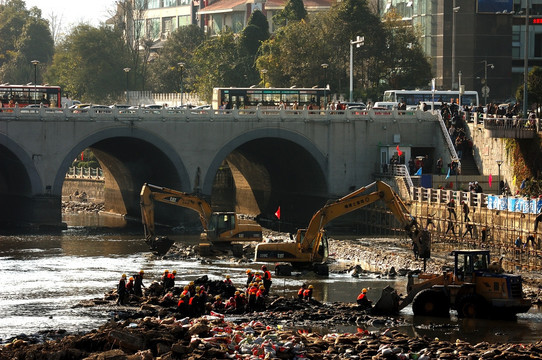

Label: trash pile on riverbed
[4,308,542,360]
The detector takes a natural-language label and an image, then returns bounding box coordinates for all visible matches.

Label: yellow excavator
[254,180,431,275]
[140,183,262,255]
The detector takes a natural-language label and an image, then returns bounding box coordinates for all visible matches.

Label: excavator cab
[209,213,236,234]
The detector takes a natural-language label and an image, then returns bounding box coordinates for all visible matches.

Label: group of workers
[117,266,373,313]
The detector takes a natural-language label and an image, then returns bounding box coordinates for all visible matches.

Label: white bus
[382,90,479,110]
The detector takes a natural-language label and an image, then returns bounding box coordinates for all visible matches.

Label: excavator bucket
[371,285,401,315]
[146,236,175,256]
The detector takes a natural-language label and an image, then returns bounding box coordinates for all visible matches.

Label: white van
[373,101,398,110]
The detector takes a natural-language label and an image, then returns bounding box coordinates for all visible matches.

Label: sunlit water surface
[1,213,542,345]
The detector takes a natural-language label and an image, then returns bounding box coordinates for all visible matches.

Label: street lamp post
[349,36,364,102]
[451,3,460,90]
[31,60,39,104]
[496,160,503,195]
[481,60,494,105]
[123,67,131,104]
[321,63,328,108]
[457,70,463,111]
[261,69,267,88]
[178,62,185,106]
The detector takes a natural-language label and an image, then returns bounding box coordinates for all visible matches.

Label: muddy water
[1,213,542,345]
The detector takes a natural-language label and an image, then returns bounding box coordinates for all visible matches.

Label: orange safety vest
[263,270,272,281]
[357,293,366,301]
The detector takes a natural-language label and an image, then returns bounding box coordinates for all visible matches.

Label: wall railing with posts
[408,185,542,271]
[66,167,104,180]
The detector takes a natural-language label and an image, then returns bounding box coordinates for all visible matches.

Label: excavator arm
[140,183,213,254]
[299,181,430,260]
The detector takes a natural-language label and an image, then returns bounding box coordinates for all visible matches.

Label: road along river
[1,213,542,346]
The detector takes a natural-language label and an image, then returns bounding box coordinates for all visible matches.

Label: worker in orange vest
[357,288,372,309]
[261,265,272,295]
[303,285,313,301]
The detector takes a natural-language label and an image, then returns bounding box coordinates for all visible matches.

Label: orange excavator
[140,183,262,255]
[254,181,431,275]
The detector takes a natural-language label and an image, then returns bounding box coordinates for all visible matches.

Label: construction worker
[297,284,306,300]
[166,270,177,289]
[126,276,135,294]
[117,274,127,305]
[188,293,201,317]
[188,281,195,296]
[303,285,314,301]
[447,199,457,220]
[181,285,191,298]
[233,291,245,313]
[256,285,266,310]
[261,265,272,295]
[357,288,372,309]
[246,270,254,288]
[177,295,188,317]
[133,270,145,297]
[247,282,258,312]
[212,295,225,312]
[161,270,170,289]
[224,274,233,285]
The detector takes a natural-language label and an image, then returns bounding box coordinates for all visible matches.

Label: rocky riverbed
[3,233,542,359]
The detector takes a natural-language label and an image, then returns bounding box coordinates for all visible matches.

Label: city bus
[0,84,62,108]
[212,87,329,109]
[382,89,479,110]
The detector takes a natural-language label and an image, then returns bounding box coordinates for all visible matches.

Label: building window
[178,15,190,26]
[146,18,160,39]
[135,19,145,37]
[164,0,177,7]
[135,0,146,10]
[535,33,542,57]
[232,12,244,33]
[163,16,176,35]
[148,0,161,9]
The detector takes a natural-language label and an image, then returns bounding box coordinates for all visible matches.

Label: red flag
[275,206,281,220]
[81,152,84,161]
[489,174,493,188]
[396,145,403,156]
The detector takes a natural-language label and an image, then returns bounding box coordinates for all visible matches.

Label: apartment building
[375,0,542,103]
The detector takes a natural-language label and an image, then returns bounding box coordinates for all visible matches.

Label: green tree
[45,25,130,103]
[517,66,542,116]
[0,1,54,84]
[193,32,239,102]
[148,25,205,92]
[272,0,307,28]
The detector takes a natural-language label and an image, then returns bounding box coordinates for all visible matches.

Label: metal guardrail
[437,112,459,162]
[0,106,439,123]
[66,167,104,180]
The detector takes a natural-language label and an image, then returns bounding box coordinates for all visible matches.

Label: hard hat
[164,269,169,273]
[215,295,221,300]
[226,275,230,279]
[362,288,367,293]
[121,274,126,278]
[129,277,134,281]
[139,270,144,274]
[246,269,252,274]
[260,285,265,289]
[308,285,314,289]
[235,291,240,295]
[196,286,201,291]
[190,281,194,285]
[200,286,205,290]
[240,293,245,296]
[172,270,177,274]
[261,265,267,270]
[184,285,189,290]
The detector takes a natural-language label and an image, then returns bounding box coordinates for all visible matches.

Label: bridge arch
[204,128,328,227]
[54,127,191,219]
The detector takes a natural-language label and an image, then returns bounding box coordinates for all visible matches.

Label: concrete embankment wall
[62,179,105,202]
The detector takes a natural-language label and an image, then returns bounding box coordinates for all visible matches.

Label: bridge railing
[0,106,439,122]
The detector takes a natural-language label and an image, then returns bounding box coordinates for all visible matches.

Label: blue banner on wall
[478,0,513,13]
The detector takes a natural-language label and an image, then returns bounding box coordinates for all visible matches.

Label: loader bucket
[371,285,401,315]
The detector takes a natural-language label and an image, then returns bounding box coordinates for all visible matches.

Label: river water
[1,213,542,345]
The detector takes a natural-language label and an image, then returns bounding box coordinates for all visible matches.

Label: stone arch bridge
[0,107,444,229]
